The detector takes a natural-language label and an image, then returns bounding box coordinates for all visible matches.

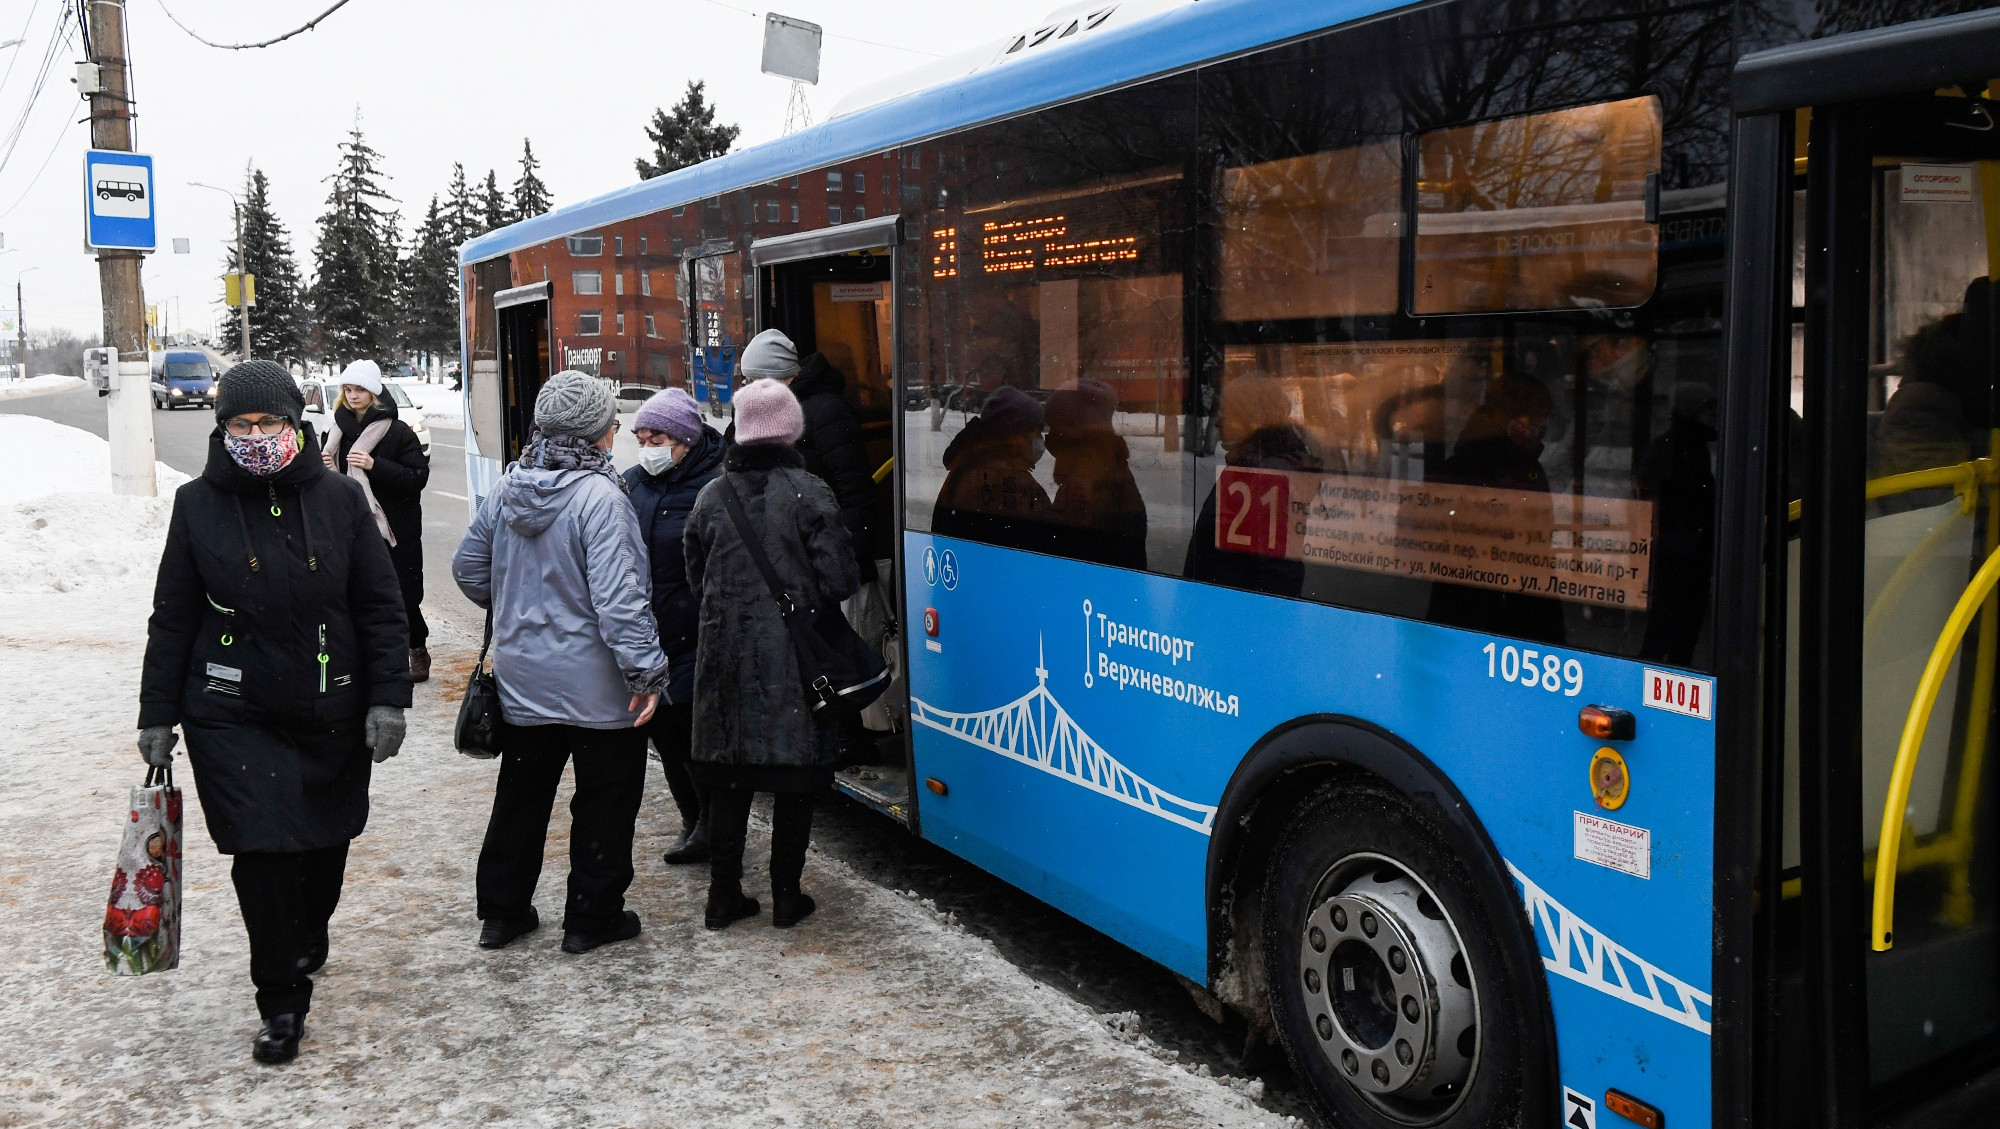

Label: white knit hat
[337,359,384,396]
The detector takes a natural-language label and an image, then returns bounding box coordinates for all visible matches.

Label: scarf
[520,431,625,492]
[325,416,398,545]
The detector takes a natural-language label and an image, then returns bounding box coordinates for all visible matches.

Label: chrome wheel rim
[1296,853,1480,1124]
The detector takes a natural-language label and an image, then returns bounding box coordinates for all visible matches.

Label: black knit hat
[215,359,305,422]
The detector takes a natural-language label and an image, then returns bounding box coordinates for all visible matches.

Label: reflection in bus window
[904,79,1195,572]
[1218,140,1401,321]
[1414,96,1662,315]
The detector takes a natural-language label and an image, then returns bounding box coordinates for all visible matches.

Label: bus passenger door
[492,281,552,465]
[1778,64,2000,1124]
[750,217,909,823]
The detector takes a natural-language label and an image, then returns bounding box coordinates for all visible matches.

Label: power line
[0,7,75,180]
[691,0,941,58]
[151,0,360,51]
[0,113,80,220]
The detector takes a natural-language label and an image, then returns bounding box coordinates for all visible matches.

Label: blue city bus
[459,3,2000,1124]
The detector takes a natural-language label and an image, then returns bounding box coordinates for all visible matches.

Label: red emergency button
[923,607,939,637]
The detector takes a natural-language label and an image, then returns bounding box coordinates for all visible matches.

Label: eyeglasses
[223,416,294,437]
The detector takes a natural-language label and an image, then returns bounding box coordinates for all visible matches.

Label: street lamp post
[188,181,251,358]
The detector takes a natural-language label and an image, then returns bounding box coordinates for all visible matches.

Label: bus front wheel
[1263,781,1532,1128]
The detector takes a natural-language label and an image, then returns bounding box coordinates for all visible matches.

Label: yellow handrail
[1786,458,1990,523]
[872,457,895,484]
[1872,541,2000,949]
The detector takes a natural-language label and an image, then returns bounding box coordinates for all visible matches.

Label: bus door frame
[493,280,553,466]
[1730,12,2000,1128]
[747,214,915,829]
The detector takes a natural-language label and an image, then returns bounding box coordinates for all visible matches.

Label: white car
[300,377,433,458]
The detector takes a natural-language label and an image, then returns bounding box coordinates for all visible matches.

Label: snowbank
[0,374,84,401]
[390,377,464,430]
[0,416,188,597]
[0,415,189,505]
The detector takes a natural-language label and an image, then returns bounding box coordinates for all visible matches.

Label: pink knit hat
[732,378,805,446]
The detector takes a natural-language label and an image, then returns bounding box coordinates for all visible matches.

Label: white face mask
[637,445,679,475]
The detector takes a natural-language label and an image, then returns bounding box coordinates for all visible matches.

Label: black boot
[661,822,710,865]
[562,909,642,954]
[772,889,817,928]
[301,932,329,975]
[252,1013,306,1064]
[477,908,539,950]
[704,888,760,930]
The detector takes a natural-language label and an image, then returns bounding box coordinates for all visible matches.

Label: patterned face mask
[222,428,301,477]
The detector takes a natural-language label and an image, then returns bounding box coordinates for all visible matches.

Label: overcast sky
[0,0,1067,341]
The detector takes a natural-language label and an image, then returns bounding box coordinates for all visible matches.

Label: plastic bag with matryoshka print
[102,765,182,975]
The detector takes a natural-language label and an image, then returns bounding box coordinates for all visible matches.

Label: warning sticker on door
[1574,811,1651,879]
[1901,163,1976,204]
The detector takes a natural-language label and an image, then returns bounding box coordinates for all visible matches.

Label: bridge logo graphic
[909,642,1711,1032]
[909,643,1219,835]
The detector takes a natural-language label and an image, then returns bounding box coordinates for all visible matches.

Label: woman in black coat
[137,361,411,1065]
[623,387,726,863]
[684,378,859,930]
[322,361,431,681]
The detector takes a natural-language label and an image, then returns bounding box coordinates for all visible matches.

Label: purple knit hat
[732,378,805,446]
[634,387,703,445]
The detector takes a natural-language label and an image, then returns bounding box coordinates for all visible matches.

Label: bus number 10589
[1483,641,1584,696]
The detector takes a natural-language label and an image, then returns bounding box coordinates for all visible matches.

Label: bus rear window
[1413,96,1662,315]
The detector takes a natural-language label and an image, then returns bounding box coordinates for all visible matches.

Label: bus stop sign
[83,149,155,251]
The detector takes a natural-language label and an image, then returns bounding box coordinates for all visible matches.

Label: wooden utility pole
[88,0,156,496]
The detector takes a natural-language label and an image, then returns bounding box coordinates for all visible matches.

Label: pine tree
[479,169,510,233]
[635,80,740,179]
[401,196,460,370]
[309,119,399,363]
[512,139,553,220]
[236,166,308,363]
[443,161,479,249]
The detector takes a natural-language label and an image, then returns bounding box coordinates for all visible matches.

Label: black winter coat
[791,354,877,572]
[140,430,412,853]
[684,443,860,771]
[621,424,726,704]
[326,400,428,574]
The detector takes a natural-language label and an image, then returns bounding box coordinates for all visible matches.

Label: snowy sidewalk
[0,422,1285,1128]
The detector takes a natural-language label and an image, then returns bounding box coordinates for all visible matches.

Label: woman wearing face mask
[621,388,726,863]
[136,360,411,1065]
[321,360,432,682]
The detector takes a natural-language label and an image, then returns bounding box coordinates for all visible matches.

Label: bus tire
[1262,780,1537,1129]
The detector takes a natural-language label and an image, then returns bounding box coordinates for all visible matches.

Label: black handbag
[717,477,890,719]
[454,608,503,758]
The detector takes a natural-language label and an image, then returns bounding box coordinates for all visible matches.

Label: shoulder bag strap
[717,476,834,697]
[476,606,494,671]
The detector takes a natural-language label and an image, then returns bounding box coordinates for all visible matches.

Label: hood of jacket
[494,466,601,537]
[789,352,844,402]
[201,426,331,495]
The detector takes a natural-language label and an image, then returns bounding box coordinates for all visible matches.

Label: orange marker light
[1604,1089,1663,1129]
[1578,705,1636,741]
[925,777,949,796]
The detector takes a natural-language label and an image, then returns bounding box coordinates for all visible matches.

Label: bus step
[833,764,911,826]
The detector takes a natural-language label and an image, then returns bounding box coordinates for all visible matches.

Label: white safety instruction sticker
[1575,811,1651,879]
[1902,163,1976,204]
[1642,667,1712,720]
[1563,1088,1598,1129]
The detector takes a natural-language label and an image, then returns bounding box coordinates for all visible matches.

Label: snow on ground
[0,373,84,401]
[0,415,189,505]
[0,425,1288,1127]
[390,377,463,430]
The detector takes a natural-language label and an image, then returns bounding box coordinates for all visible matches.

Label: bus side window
[903,78,1198,574]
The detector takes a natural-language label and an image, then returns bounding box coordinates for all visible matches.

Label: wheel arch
[1203,713,1558,1099]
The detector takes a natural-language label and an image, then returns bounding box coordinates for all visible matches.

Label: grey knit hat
[215,359,305,422]
[740,328,801,380]
[534,370,617,440]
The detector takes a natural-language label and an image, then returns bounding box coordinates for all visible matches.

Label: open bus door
[492,281,552,466]
[1733,13,2000,1125]
[749,215,910,825]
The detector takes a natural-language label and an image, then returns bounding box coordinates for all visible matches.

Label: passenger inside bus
[930,385,1056,554]
[1424,372,1568,644]
[1183,374,1317,596]
[1638,381,1718,665]
[1873,278,1992,489]
[1043,379,1148,570]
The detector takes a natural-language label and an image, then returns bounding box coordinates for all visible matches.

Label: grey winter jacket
[685,443,861,768]
[453,465,670,729]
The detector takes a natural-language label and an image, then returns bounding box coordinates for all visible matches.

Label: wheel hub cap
[1298,863,1478,1116]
